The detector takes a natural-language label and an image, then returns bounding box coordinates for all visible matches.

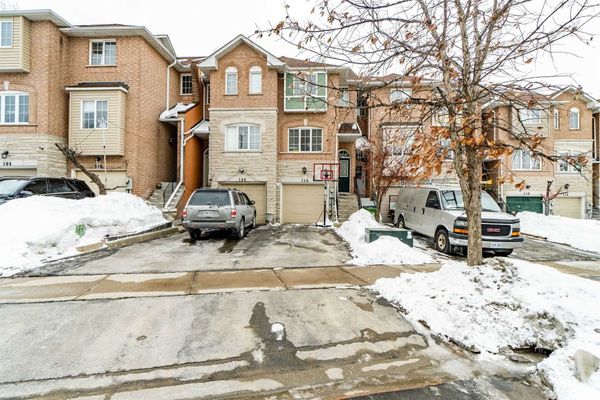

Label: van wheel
[494,249,513,257]
[236,218,245,239]
[396,215,406,229]
[434,229,450,254]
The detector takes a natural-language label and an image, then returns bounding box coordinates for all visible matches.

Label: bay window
[0,92,29,124]
[82,100,108,129]
[225,124,260,151]
[0,20,12,47]
[288,127,323,152]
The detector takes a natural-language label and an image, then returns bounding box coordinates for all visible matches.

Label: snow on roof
[192,120,210,134]
[159,103,195,121]
[355,136,370,150]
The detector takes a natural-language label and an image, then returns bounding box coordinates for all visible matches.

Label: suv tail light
[231,208,237,218]
[181,209,187,219]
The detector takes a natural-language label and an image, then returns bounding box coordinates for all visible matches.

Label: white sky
[7,0,600,98]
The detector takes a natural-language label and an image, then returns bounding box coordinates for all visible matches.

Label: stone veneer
[0,133,66,176]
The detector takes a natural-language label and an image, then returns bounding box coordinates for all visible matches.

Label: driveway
[33,225,352,276]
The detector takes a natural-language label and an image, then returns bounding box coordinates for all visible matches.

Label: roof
[279,56,339,69]
[199,34,285,71]
[159,103,196,121]
[65,82,129,92]
[551,86,600,110]
[337,123,361,135]
[0,9,71,28]
[192,120,210,135]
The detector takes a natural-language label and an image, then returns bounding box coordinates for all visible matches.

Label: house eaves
[0,9,71,28]
[199,34,285,72]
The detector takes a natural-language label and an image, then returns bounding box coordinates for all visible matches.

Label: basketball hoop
[313,163,340,182]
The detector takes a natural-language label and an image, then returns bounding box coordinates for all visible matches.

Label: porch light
[302,166,307,175]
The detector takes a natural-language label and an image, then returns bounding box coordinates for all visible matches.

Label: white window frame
[0,20,13,48]
[511,149,542,170]
[337,88,351,107]
[225,124,260,151]
[569,107,580,130]
[89,39,117,66]
[225,67,238,95]
[0,91,29,124]
[383,125,418,156]
[287,127,323,152]
[249,66,262,94]
[284,71,328,112]
[518,108,542,125]
[180,74,193,95]
[389,88,412,104]
[557,150,583,173]
[553,109,560,130]
[80,100,109,130]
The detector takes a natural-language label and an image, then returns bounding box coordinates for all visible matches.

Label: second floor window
[90,40,116,66]
[82,100,108,129]
[512,149,541,170]
[554,109,560,130]
[249,66,262,94]
[225,124,260,151]
[181,74,193,95]
[288,128,323,152]
[0,92,29,124]
[225,67,238,95]
[383,125,417,156]
[558,151,583,173]
[569,108,580,130]
[284,72,327,111]
[389,88,412,104]
[0,20,13,47]
[518,108,542,125]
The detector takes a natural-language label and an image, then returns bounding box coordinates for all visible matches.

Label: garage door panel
[220,183,267,224]
[553,197,582,219]
[283,184,324,224]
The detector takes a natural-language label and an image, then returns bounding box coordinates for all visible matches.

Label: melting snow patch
[371,258,600,400]
[336,209,433,266]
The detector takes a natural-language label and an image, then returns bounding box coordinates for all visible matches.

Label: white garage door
[553,197,583,219]
[0,168,37,177]
[282,184,324,224]
[75,171,129,195]
[220,183,267,224]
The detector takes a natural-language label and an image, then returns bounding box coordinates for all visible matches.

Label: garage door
[553,197,582,219]
[0,168,37,177]
[220,183,267,224]
[75,171,128,195]
[282,184,324,224]
[506,196,543,214]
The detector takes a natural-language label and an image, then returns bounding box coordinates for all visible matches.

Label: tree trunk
[461,147,483,266]
[55,143,107,195]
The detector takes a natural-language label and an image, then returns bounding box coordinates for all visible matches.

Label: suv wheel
[494,249,513,257]
[251,214,257,229]
[434,229,450,254]
[236,218,245,239]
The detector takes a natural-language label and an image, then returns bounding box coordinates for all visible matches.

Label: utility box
[365,227,414,247]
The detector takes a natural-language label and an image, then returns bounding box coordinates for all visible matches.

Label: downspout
[164,118,194,210]
[165,58,177,111]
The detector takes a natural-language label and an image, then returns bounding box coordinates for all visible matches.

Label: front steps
[337,193,360,222]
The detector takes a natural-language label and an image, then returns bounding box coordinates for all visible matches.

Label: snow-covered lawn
[336,209,433,265]
[0,193,166,277]
[518,211,600,253]
[372,259,600,400]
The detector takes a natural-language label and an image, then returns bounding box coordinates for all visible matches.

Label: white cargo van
[393,185,523,255]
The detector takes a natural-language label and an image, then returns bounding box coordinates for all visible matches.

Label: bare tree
[55,143,107,195]
[264,0,598,265]
[542,179,570,215]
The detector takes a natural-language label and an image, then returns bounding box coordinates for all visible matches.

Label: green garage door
[506,196,543,214]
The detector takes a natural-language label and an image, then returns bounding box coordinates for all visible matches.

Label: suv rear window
[49,179,70,193]
[189,191,231,206]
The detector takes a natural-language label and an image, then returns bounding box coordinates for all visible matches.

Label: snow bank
[0,193,167,277]
[372,259,600,399]
[518,211,600,253]
[336,209,433,265]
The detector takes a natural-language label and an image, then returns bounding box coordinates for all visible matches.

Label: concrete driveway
[35,225,352,276]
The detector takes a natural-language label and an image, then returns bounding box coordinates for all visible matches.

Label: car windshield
[440,190,501,212]
[189,191,231,206]
[0,179,26,197]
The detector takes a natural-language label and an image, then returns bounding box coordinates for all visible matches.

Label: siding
[0,16,28,72]
[21,17,31,72]
[68,90,126,156]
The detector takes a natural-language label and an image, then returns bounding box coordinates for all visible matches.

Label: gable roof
[550,85,599,109]
[0,9,71,28]
[199,34,285,71]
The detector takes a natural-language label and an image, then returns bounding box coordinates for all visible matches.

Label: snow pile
[336,209,433,265]
[518,211,600,253]
[0,193,167,277]
[372,259,600,399]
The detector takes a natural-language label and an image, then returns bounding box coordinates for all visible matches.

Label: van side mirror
[19,190,33,198]
[250,200,256,205]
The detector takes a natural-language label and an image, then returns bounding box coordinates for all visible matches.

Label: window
[49,179,70,193]
[288,128,323,152]
[338,89,350,107]
[518,108,542,125]
[89,40,116,65]
[389,88,412,103]
[180,74,193,95]
[554,109,560,130]
[0,20,12,47]
[383,125,418,156]
[557,150,583,173]
[433,108,449,126]
[24,179,48,195]
[204,83,210,104]
[225,124,260,151]
[0,92,29,124]
[569,108,580,130]
[81,100,109,129]
[225,67,238,95]
[249,66,262,94]
[284,72,327,111]
[425,191,441,209]
[512,149,541,170]
[440,139,455,160]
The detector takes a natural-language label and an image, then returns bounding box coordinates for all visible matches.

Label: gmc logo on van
[486,227,501,233]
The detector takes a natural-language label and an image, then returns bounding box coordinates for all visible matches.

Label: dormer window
[89,40,116,66]
[225,67,238,95]
[249,66,262,94]
[0,20,13,47]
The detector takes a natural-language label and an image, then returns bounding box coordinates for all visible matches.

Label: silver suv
[182,189,257,240]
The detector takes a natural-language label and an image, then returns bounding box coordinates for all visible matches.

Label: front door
[338,151,350,193]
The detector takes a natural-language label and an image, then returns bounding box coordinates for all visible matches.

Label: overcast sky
[7,0,600,97]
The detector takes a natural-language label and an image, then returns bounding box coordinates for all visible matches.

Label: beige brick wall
[0,133,66,176]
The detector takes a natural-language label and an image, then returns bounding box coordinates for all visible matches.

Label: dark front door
[339,156,350,193]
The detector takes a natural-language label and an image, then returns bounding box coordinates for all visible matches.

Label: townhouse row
[1,9,598,223]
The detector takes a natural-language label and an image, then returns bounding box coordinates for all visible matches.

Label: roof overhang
[191,120,210,139]
[65,83,129,93]
[0,9,71,28]
[199,34,285,72]
[159,103,196,124]
[60,26,176,63]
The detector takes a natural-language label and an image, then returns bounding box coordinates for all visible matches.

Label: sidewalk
[0,265,442,304]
